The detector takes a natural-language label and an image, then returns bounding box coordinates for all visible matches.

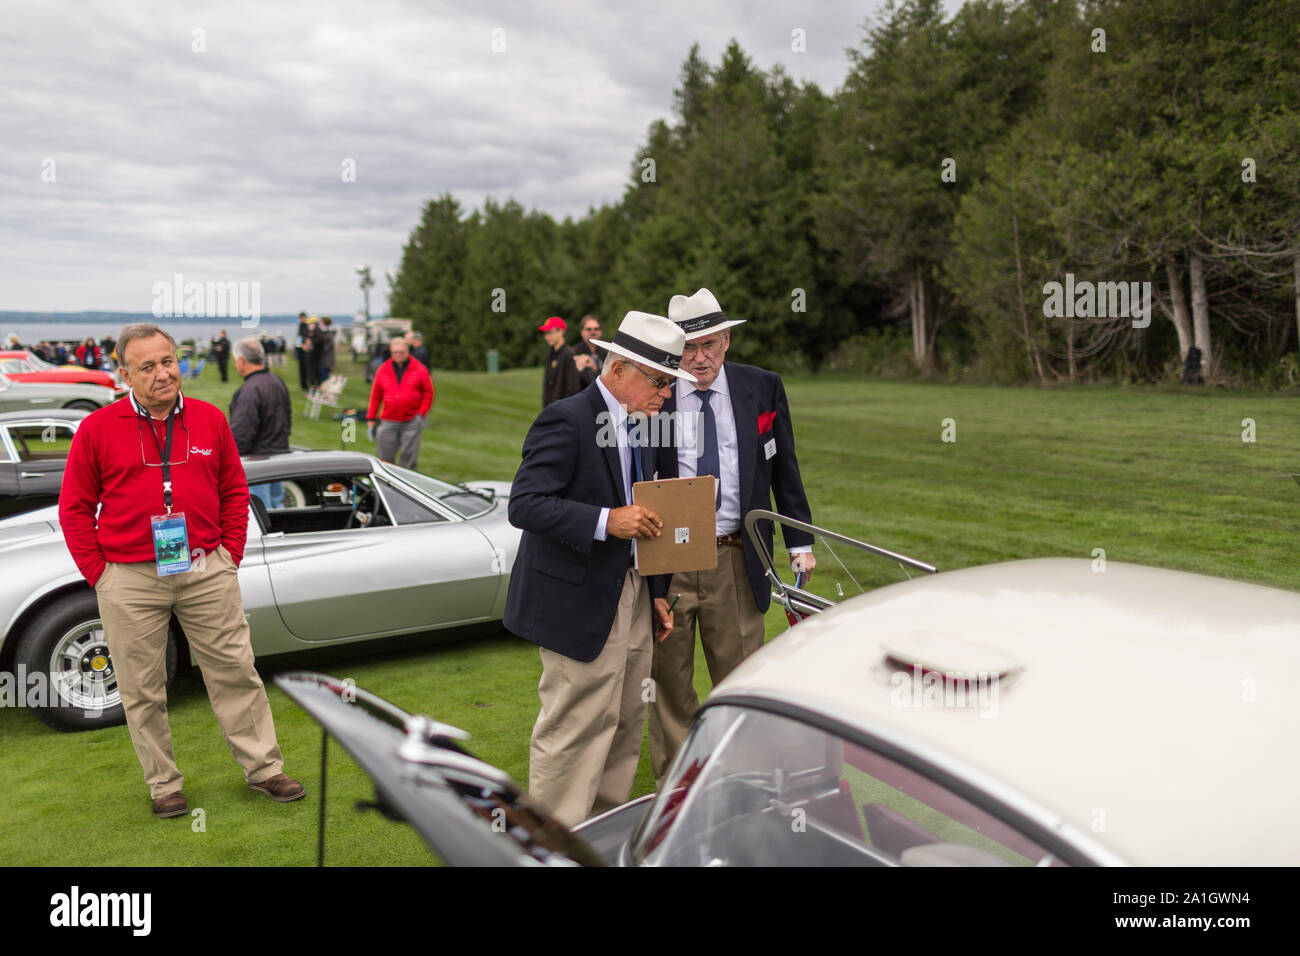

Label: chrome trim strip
[743,509,937,616]
[575,792,656,832]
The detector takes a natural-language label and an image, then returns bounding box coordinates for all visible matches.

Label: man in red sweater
[366,335,434,470]
[59,323,303,818]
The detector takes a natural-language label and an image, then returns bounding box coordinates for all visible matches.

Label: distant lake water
[3,317,363,347]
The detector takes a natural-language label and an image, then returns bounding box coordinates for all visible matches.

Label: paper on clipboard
[632,476,718,575]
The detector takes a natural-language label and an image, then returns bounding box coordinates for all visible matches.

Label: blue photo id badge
[151,513,191,576]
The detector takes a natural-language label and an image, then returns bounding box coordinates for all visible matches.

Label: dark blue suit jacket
[658,362,813,613]
[504,382,665,662]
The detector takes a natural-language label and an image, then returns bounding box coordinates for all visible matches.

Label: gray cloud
[2,0,898,313]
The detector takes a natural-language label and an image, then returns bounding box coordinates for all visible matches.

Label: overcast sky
[2,0,918,315]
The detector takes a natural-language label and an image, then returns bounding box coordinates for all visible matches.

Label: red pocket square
[757,411,777,434]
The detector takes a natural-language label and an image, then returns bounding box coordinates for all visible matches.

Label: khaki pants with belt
[529,569,651,828]
[95,545,284,799]
[647,541,765,781]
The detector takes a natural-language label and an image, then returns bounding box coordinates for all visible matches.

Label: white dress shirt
[674,367,741,535]
[674,367,811,556]
[593,377,633,544]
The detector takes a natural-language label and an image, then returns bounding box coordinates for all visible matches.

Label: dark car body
[0,409,88,517]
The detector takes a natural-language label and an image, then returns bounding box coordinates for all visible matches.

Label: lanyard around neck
[141,405,181,513]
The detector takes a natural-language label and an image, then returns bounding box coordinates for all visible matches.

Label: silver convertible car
[277,514,1300,867]
[0,450,518,731]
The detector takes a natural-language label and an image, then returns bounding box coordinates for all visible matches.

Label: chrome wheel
[48,619,120,713]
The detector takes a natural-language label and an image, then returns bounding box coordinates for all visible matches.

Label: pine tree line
[389,0,1300,385]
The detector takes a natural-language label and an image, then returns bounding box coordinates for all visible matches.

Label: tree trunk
[1294,250,1300,354]
[908,265,930,369]
[1066,320,1076,382]
[908,273,919,364]
[1012,212,1045,383]
[1164,257,1194,361]
[1190,251,1212,373]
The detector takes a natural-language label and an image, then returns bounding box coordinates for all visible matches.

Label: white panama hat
[667,288,747,341]
[590,311,697,382]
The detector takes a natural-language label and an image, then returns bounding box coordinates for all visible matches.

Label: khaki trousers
[95,545,284,799]
[647,542,765,781]
[529,569,651,827]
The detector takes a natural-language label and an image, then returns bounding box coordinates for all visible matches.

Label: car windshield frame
[629,696,1106,868]
[378,462,496,519]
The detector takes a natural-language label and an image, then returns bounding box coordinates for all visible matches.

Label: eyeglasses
[136,415,191,467]
[630,363,673,391]
[682,339,724,358]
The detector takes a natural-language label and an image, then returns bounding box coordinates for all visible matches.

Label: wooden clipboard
[632,476,718,575]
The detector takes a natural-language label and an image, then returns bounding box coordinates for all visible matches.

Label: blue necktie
[625,418,643,500]
[696,389,721,507]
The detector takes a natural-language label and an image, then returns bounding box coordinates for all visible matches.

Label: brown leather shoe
[248,773,306,802]
[152,791,188,818]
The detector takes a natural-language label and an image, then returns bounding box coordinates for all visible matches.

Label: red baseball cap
[537,316,566,332]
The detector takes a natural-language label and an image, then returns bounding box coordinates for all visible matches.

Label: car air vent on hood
[881,633,1023,682]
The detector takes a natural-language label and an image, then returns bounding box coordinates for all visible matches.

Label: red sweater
[366,358,434,422]
[59,394,250,586]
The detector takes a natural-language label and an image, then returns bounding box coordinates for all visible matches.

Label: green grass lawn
[2,357,1296,865]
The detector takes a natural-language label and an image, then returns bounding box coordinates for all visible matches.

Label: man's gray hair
[117,323,177,371]
[601,351,622,374]
[235,337,265,365]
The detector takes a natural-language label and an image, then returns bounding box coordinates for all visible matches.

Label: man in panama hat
[504,311,695,826]
[647,287,816,782]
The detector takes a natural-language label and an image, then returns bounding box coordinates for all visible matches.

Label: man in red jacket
[59,323,303,819]
[366,335,434,469]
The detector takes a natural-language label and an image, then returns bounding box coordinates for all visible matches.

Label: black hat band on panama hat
[677,311,727,334]
[611,330,682,370]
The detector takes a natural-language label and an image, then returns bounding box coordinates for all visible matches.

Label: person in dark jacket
[645,288,816,782]
[504,311,686,825]
[210,330,232,382]
[538,316,582,407]
[230,337,292,510]
[408,331,431,367]
[295,313,314,390]
[571,315,602,388]
[315,317,336,384]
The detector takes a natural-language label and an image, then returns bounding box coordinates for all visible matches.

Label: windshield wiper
[454,482,495,502]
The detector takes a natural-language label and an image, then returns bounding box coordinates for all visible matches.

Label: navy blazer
[504,382,666,662]
[658,362,814,613]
